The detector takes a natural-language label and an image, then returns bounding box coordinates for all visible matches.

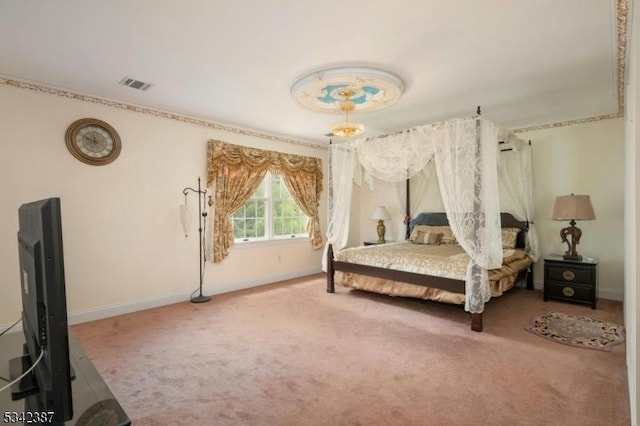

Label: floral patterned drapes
[207,140,323,263]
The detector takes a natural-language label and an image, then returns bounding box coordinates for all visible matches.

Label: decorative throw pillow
[501,227,521,249]
[411,231,443,245]
[410,225,457,244]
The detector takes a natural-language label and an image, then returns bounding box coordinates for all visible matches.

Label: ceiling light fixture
[330,88,364,139]
[290,65,405,138]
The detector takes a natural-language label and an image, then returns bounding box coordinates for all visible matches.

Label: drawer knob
[562,286,575,297]
[562,270,576,281]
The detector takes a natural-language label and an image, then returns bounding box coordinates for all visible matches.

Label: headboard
[408,212,529,249]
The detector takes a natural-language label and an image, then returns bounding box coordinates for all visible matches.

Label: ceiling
[0,0,625,145]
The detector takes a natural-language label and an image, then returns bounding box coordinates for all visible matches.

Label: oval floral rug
[526,311,625,351]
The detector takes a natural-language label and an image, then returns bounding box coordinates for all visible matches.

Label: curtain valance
[207,140,323,186]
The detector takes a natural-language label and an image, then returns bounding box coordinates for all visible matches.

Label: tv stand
[1,330,130,425]
[9,348,77,401]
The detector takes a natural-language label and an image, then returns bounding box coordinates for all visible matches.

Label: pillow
[410,225,457,244]
[411,231,443,245]
[501,227,521,249]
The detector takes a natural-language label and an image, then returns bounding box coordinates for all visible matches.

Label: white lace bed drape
[322,143,358,271]
[433,118,502,312]
[497,136,540,261]
[324,116,537,314]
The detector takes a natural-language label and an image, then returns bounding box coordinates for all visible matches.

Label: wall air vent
[119,77,153,91]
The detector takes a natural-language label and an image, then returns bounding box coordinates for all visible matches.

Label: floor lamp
[182,177,211,303]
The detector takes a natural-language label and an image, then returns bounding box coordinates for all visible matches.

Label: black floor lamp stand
[183,177,211,303]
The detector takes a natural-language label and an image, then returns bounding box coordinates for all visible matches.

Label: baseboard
[599,288,624,302]
[65,266,323,326]
[206,267,322,296]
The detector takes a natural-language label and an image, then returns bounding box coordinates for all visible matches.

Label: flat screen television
[9,197,73,422]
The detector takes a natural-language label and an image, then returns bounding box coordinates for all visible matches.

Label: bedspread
[334,241,532,304]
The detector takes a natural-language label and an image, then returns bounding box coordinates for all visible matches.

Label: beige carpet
[73,274,629,426]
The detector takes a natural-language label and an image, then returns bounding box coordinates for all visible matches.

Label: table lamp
[552,194,596,261]
[370,206,391,243]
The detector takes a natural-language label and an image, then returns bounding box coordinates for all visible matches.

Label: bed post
[527,267,534,290]
[471,313,483,332]
[405,177,411,240]
[326,244,335,293]
[470,111,484,333]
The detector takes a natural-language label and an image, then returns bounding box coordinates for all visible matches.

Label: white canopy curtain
[497,136,540,261]
[322,142,358,272]
[324,116,536,314]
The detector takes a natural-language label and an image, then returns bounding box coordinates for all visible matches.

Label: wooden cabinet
[543,255,597,309]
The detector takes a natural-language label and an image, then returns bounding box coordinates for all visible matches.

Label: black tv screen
[10,197,73,422]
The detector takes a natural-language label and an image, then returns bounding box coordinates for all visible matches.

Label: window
[231,173,308,242]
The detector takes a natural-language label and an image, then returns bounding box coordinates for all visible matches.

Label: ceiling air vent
[119,77,153,91]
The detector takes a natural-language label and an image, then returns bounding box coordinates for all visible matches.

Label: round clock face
[65,118,121,165]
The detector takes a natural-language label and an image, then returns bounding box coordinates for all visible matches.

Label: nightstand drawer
[545,281,594,303]
[545,265,593,284]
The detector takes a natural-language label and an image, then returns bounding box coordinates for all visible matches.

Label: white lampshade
[552,194,596,221]
[370,206,390,221]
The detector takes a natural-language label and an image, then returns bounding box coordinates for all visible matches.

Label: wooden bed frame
[326,212,533,332]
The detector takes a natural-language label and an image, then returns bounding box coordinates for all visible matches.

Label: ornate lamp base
[560,220,583,261]
[376,220,386,244]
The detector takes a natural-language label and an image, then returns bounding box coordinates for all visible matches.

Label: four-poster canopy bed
[326,212,533,332]
[323,113,539,332]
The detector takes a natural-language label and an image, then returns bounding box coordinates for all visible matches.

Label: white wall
[349,118,625,300]
[0,84,327,327]
[520,118,625,300]
[625,1,639,423]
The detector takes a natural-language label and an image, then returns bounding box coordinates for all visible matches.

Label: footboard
[325,243,484,332]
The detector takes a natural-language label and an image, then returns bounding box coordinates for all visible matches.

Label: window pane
[253,179,266,198]
[232,205,245,219]
[245,218,255,237]
[232,218,245,239]
[257,199,266,217]
[283,218,292,235]
[274,197,307,237]
[257,217,265,236]
[246,200,257,217]
[273,216,283,236]
[273,199,283,217]
[234,172,309,241]
[268,174,276,198]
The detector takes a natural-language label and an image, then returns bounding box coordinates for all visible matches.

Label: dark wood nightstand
[543,255,598,309]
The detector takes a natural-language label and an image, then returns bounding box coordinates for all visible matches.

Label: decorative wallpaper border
[0,0,629,140]
[0,76,324,151]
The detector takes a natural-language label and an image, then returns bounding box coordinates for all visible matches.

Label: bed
[326,212,533,332]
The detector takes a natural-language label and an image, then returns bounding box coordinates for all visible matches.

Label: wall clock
[65,118,122,165]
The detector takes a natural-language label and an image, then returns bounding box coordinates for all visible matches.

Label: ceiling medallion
[291,65,405,114]
[291,66,404,137]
